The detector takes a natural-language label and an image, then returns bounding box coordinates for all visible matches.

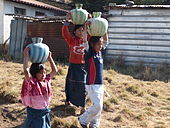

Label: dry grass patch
[112,115,123,122]
[0,58,170,128]
[0,81,19,103]
[120,108,135,119]
[143,107,156,116]
[103,100,112,112]
[51,117,78,128]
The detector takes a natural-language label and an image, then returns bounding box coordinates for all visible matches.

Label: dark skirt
[24,107,51,128]
[65,63,86,107]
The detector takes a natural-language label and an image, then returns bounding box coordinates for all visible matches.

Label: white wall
[0,0,4,44]
[4,1,55,16]
[2,0,56,44]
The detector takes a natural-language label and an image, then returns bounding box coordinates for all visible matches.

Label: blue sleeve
[63,21,70,26]
[84,49,94,60]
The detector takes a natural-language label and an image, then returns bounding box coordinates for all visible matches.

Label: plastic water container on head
[70,4,88,25]
[27,37,49,63]
[87,12,108,37]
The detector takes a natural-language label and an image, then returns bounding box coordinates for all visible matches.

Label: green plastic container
[70,4,88,25]
[87,12,108,36]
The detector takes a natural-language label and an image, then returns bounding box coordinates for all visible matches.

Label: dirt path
[0,99,25,128]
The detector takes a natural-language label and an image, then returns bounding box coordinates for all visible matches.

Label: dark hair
[73,25,84,36]
[30,63,45,78]
[88,36,102,49]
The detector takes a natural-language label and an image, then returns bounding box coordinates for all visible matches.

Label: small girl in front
[78,35,108,128]
[21,47,58,128]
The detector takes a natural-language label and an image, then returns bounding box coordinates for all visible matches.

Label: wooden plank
[105,55,170,64]
[20,20,27,59]
[108,27,170,34]
[106,50,170,59]
[107,44,170,52]
[105,57,170,66]
[8,20,17,57]
[14,19,23,60]
[109,9,170,16]
[109,22,170,28]
[108,39,170,46]
[109,34,170,40]
[108,16,170,22]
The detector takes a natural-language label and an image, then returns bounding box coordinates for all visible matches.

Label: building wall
[27,22,73,60]
[0,0,4,45]
[4,1,55,17]
[107,8,170,65]
[2,0,57,45]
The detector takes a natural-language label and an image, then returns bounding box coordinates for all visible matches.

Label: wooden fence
[107,5,170,65]
[8,18,73,61]
[8,19,27,60]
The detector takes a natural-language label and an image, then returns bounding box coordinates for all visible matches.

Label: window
[14,7,26,15]
[35,11,45,16]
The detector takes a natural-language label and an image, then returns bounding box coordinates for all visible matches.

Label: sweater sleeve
[62,22,73,45]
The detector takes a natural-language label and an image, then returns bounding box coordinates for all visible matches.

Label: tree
[134,0,165,5]
[70,0,168,13]
[70,0,125,13]
[164,0,170,4]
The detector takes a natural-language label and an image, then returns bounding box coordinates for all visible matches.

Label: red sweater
[62,25,86,64]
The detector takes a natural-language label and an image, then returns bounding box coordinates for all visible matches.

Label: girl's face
[93,38,103,53]
[75,27,84,38]
[36,69,46,81]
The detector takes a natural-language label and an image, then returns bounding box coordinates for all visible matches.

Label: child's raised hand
[48,51,52,60]
[85,21,91,29]
[66,12,72,21]
[88,13,92,19]
[23,47,29,57]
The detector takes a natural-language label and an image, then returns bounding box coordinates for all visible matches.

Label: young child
[62,12,90,114]
[21,47,58,128]
[78,35,108,128]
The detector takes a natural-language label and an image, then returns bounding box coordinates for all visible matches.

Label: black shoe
[78,117,88,128]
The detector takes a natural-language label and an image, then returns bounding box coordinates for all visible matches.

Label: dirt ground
[0,60,170,128]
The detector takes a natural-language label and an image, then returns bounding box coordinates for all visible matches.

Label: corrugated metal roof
[6,14,66,22]
[106,4,170,9]
[7,0,68,13]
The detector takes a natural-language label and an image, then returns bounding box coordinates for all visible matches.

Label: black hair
[73,25,84,36]
[88,36,102,49]
[29,63,45,78]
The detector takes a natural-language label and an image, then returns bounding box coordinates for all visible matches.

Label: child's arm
[48,52,58,78]
[62,12,73,45]
[82,21,91,51]
[23,47,31,80]
[103,33,109,50]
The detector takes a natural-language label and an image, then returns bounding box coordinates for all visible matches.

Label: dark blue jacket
[85,49,103,85]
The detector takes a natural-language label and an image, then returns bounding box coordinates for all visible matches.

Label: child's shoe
[78,117,88,128]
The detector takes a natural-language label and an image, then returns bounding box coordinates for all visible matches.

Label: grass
[104,57,170,82]
[51,117,78,128]
[166,97,170,101]
[103,100,112,112]
[108,97,119,105]
[0,56,170,128]
[150,91,159,97]
[143,107,155,116]
[112,115,122,122]
[0,81,19,103]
